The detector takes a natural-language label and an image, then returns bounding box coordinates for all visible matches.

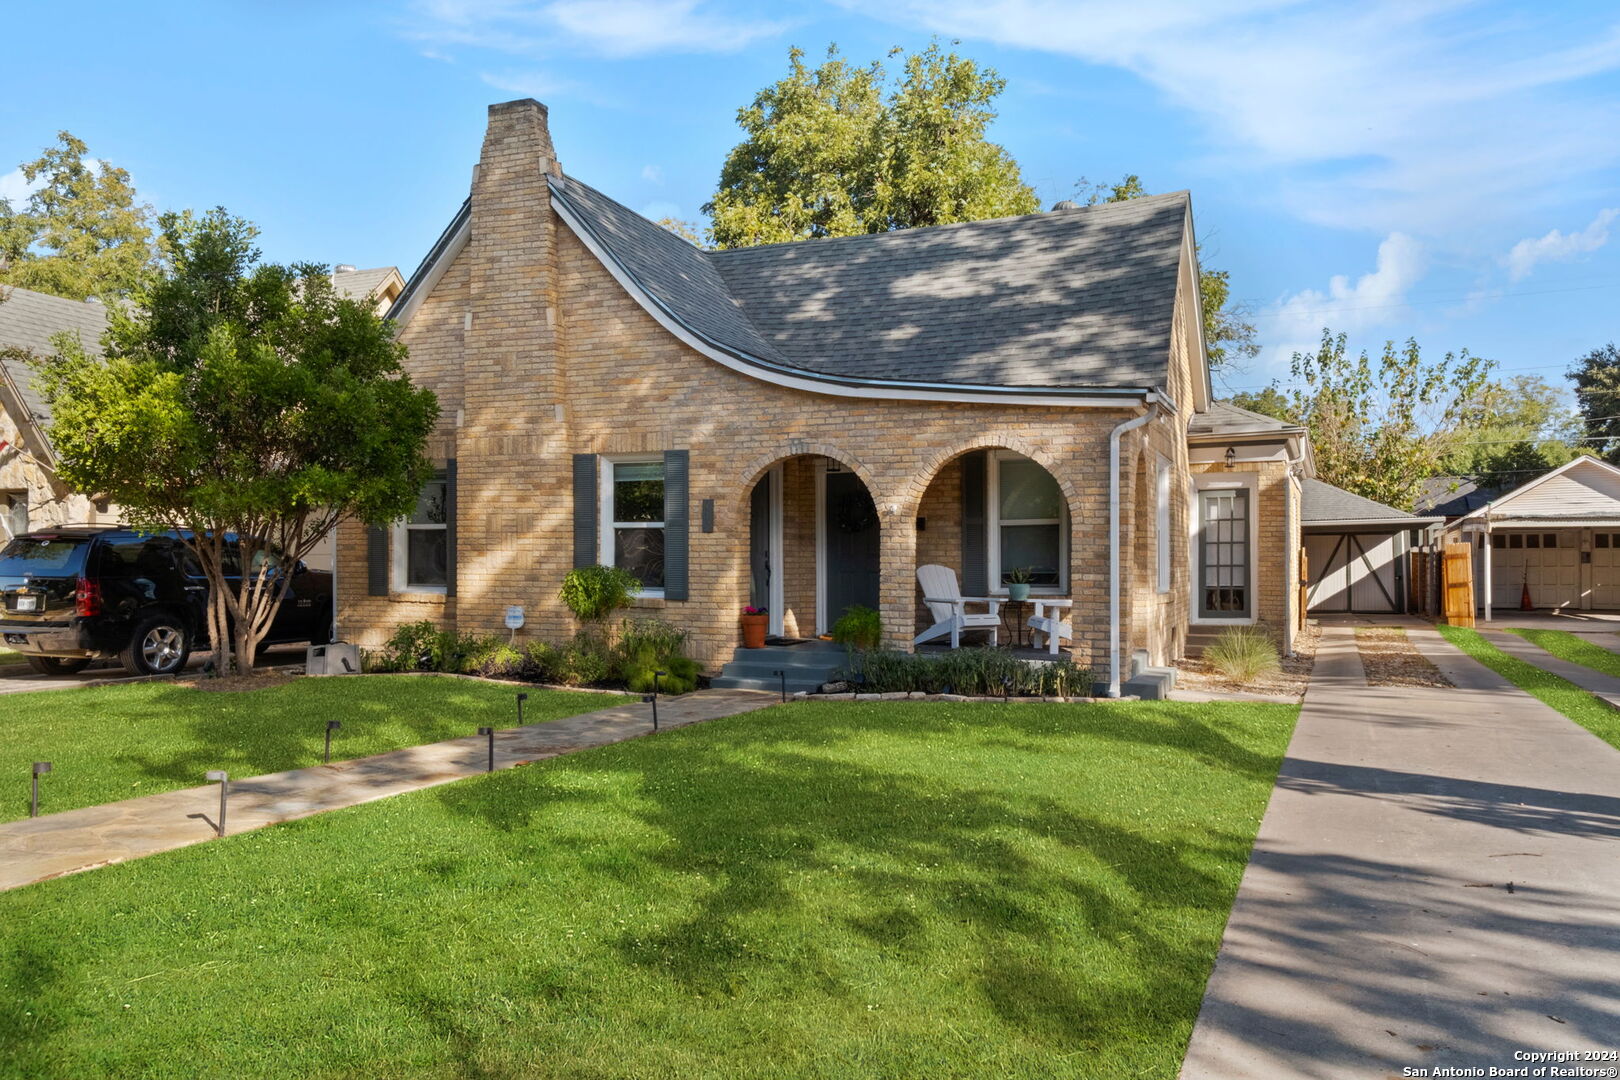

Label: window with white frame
[601,458,665,592]
[1156,461,1171,593]
[989,452,1065,590]
[392,474,448,591]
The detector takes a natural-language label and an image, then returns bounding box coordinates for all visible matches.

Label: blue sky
[3,0,1617,397]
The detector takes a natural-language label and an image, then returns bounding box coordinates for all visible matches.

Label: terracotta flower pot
[740,612,768,649]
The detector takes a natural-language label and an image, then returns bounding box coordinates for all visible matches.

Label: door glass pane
[407,529,447,587]
[410,479,448,525]
[614,463,664,523]
[615,526,664,588]
[998,459,1062,520]
[1199,490,1249,616]
[1000,524,1061,585]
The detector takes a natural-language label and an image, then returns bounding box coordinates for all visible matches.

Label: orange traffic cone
[1521,581,1533,611]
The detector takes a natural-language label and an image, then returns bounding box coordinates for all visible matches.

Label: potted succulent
[1006,566,1034,602]
[740,605,769,649]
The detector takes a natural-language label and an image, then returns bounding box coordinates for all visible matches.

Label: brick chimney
[458,98,569,631]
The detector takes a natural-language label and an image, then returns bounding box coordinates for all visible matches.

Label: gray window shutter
[961,451,989,596]
[366,526,388,596]
[573,454,598,568]
[445,459,457,598]
[663,450,690,601]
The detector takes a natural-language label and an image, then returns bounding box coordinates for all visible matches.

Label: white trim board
[1188,472,1260,625]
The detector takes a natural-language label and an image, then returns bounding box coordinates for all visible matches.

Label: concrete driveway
[1180,625,1620,1078]
[0,644,311,695]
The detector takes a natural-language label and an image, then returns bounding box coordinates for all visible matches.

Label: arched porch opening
[910,444,1077,653]
[735,450,881,642]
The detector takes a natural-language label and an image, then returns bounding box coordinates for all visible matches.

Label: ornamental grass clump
[1204,625,1281,683]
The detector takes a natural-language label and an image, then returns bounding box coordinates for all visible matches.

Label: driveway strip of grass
[0,699,1297,1079]
[1436,625,1620,752]
[1506,627,1620,680]
[0,676,629,822]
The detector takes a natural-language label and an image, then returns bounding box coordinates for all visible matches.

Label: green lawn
[1438,626,1620,751]
[0,676,629,822]
[0,699,1297,1080]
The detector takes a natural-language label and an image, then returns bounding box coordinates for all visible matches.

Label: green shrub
[624,655,700,695]
[560,565,642,623]
[561,631,614,686]
[614,618,698,694]
[839,647,1092,697]
[1203,625,1281,683]
[520,640,567,683]
[831,605,883,651]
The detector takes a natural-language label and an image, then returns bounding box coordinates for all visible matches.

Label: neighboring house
[1300,477,1441,615]
[337,99,1315,694]
[0,285,115,536]
[1415,475,1495,519]
[333,265,405,316]
[1446,455,1620,617]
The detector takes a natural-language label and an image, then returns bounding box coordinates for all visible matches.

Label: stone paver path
[0,688,774,892]
[1180,626,1620,1079]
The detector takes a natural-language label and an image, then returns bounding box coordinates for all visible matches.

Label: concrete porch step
[714,640,847,695]
[1122,664,1177,701]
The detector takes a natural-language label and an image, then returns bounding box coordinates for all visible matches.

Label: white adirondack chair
[1028,598,1074,656]
[914,564,1000,649]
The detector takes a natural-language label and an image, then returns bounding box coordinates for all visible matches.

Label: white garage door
[1488,531,1580,610]
[1590,532,1620,608]
[1306,532,1403,613]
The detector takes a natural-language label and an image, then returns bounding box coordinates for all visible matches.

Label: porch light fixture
[30,762,51,819]
[1224,447,1237,471]
[205,770,228,837]
[477,727,495,772]
[324,720,342,764]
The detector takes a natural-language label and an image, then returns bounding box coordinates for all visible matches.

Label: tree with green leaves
[705,43,1038,248]
[1283,330,1492,510]
[1443,374,1580,488]
[1569,343,1620,464]
[1079,173,1258,368]
[1228,385,1293,422]
[0,131,156,301]
[38,208,439,674]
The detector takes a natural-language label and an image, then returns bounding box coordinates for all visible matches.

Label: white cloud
[1505,208,1620,281]
[843,1,1620,237]
[0,168,40,206]
[410,0,791,58]
[1258,232,1426,370]
[641,164,664,184]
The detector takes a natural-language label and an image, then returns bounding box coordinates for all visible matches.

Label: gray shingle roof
[1188,399,1303,438]
[1414,476,1494,518]
[547,173,1192,393]
[0,285,108,439]
[332,267,397,302]
[1301,477,1441,526]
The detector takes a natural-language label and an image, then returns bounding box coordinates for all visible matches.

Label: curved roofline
[548,182,1159,408]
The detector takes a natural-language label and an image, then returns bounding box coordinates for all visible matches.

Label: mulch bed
[1175,620,1318,700]
[1355,626,1452,688]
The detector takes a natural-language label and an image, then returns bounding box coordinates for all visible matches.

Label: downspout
[1108,402,1160,697]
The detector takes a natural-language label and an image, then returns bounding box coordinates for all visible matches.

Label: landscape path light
[477,727,495,773]
[772,669,787,704]
[30,762,51,819]
[205,770,228,837]
[324,720,342,764]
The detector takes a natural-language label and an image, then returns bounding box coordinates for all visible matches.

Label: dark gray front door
[1199,488,1251,619]
[823,470,880,625]
[749,473,772,612]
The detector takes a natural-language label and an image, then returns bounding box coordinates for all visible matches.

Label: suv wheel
[24,656,93,676]
[120,615,192,676]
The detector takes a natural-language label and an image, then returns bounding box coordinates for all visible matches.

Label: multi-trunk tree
[39,208,438,674]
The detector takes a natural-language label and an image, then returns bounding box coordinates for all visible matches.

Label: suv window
[97,536,173,577]
[0,537,90,577]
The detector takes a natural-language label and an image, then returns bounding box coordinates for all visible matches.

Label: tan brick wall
[337,99,1208,681]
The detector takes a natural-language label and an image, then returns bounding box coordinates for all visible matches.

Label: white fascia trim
[550,192,1160,410]
[1455,455,1620,523]
[389,212,472,330]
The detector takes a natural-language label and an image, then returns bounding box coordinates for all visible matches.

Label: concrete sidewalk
[0,688,774,892]
[1180,626,1620,1079]
[1481,627,1620,704]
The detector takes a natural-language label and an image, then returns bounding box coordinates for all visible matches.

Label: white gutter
[1108,404,1160,697]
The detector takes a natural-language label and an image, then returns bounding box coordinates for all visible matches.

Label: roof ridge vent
[1050,199,1081,212]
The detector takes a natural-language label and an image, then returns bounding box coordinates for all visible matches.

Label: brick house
[337,99,1311,695]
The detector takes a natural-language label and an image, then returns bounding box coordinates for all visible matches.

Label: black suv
[0,526,332,677]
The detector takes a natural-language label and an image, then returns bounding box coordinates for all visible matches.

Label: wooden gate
[1442,542,1475,627]
[1298,545,1308,631]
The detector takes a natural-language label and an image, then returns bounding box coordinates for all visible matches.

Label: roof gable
[0,285,109,450]
[1462,456,1620,521]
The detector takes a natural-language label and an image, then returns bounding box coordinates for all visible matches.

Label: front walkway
[0,688,774,892]
[1180,625,1620,1078]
